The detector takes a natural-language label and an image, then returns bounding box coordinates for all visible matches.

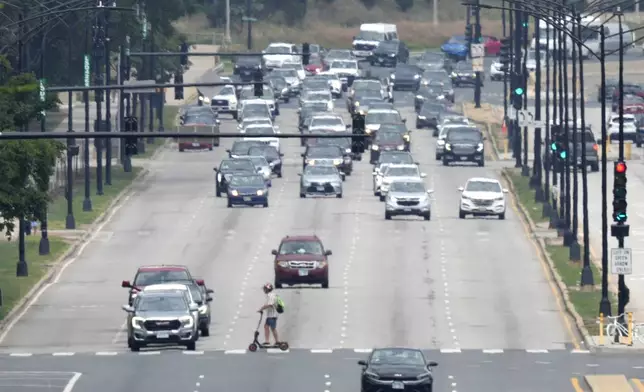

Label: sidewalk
[165,44,221,106]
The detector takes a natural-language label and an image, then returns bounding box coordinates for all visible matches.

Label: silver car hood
[135,310,189,319]
[383,175,421,182]
[303,174,342,183]
[388,191,427,199]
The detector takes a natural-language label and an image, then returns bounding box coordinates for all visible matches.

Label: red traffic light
[616,161,627,173]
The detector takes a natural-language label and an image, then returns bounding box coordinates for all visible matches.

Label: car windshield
[245,126,274,135]
[447,129,482,142]
[448,36,466,44]
[242,88,273,100]
[231,142,260,154]
[304,92,330,100]
[423,104,444,113]
[282,63,302,70]
[183,115,216,125]
[218,86,235,95]
[302,102,329,111]
[235,56,262,65]
[354,81,381,91]
[378,42,397,50]
[134,270,191,286]
[356,30,384,41]
[220,160,254,171]
[279,240,324,255]
[466,181,502,192]
[421,52,444,61]
[444,117,467,124]
[317,74,337,81]
[371,349,425,366]
[187,285,203,302]
[386,167,419,177]
[380,152,414,164]
[311,117,342,127]
[367,112,401,123]
[230,175,265,187]
[331,61,357,69]
[243,119,271,127]
[305,165,338,175]
[249,146,279,159]
[270,78,287,88]
[390,181,426,193]
[376,132,403,143]
[456,62,474,71]
[137,295,188,312]
[308,146,341,157]
[380,124,405,133]
[249,156,269,166]
[243,104,269,116]
[611,117,635,124]
[572,130,596,143]
[395,66,419,76]
[355,93,382,102]
[266,45,291,54]
[272,69,297,78]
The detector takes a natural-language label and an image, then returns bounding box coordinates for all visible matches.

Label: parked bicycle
[605,314,644,344]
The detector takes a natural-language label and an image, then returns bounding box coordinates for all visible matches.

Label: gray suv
[384,180,433,220]
[122,288,199,352]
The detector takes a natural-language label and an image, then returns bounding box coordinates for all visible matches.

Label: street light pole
[521,10,529,177]
[93,3,105,196]
[246,0,252,50]
[38,19,50,256]
[543,15,553,219]
[83,9,92,212]
[502,0,508,123]
[569,10,581,259]
[562,25,573,247]
[104,5,112,186]
[533,13,544,202]
[549,11,560,231]
[473,0,482,108]
[65,27,76,230]
[513,5,523,169]
[557,21,567,236]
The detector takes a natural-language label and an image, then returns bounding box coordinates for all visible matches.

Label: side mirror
[271,249,278,255]
[420,173,427,178]
[346,124,352,129]
[279,153,285,157]
[225,149,231,153]
[325,250,332,256]
[297,173,302,176]
[121,280,131,288]
[196,279,205,286]
[206,297,213,302]
[458,186,464,192]
[427,361,438,367]
[301,153,305,157]
[372,171,378,176]
[503,188,509,193]
[262,50,266,54]
[483,136,487,140]
[216,119,221,124]
[358,360,367,366]
[427,190,434,194]
[415,161,420,165]
[213,168,218,172]
[122,304,134,313]
[189,303,199,312]
[402,118,407,123]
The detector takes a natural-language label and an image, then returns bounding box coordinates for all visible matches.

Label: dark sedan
[227,140,263,158]
[302,145,350,177]
[233,56,264,81]
[390,65,422,91]
[308,133,358,161]
[416,102,445,130]
[214,158,257,197]
[370,131,407,164]
[226,174,269,208]
[451,61,483,87]
[359,348,437,392]
[379,122,411,151]
[414,86,444,113]
[248,145,284,177]
[369,40,408,67]
[426,79,454,103]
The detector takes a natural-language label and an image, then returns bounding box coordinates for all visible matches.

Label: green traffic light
[560,151,566,159]
[550,143,557,151]
[515,87,524,95]
[616,213,627,222]
[522,22,528,27]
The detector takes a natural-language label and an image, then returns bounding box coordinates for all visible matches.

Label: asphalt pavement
[0,57,640,391]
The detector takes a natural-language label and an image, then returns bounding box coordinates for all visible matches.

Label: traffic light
[253,68,264,97]
[465,24,473,45]
[613,160,628,223]
[180,42,189,66]
[174,71,184,100]
[499,37,511,72]
[512,72,524,110]
[124,116,139,155]
[474,24,482,43]
[351,114,366,154]
[302,42,310,66]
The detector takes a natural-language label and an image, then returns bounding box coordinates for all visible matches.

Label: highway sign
[611,248,632,275]
[472,57,484,72]
[83,55,91,87]
[471,43,485,58]
[123,80,156,93]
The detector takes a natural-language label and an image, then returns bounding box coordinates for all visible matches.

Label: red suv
[272,235,331,288]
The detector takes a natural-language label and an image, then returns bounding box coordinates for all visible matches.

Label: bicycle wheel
[606,324,619,339]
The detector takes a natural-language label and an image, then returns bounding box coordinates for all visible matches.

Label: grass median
[506,168,617,335]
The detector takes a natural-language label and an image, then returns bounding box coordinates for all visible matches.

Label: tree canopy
[0,56,65,239]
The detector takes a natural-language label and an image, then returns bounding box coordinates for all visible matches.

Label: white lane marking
[448,374,457,392]
[139,351,160,355]
[440,348,462,353]
[62,372,83,392]
[311,349,333,353]
[0,189,138,344]
[224,349,246,354]
[482,349,504,354]
[95,351,118,356]
[182,351,204,355]
[9,353,32,357]
[570,349,590,354]
[52,352,75,356]
[526,349,549,353]
[111,321,127,344]
[267,348,290,354]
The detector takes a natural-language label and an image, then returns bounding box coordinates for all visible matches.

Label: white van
[352,23,398,58]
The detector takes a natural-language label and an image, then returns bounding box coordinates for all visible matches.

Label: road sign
[610,248,632,275]
[84,55,91,87]
[471,43,485,58]
[38,79,45,102]
[472,57,484,72]
[518,110,534,127]
[242,17,258,22]
[123,80,156,93]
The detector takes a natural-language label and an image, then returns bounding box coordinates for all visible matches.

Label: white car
[365,109,404,135]
[270,68,301,94]
[238,117,274,133]
[281,61,306,80]
[238,98,275,121]
[263,42,299,68]
[489,59,505,81]
[607,113,637,142]
[327,60,361,87]
[435,115,469,137]
[458,177,508,220]
[350,79,387,100]
[309,114,348,132]
[436,124,475,160]
[377,164,426,201]
[210,85,238,119]
[300,90,334,111]
[317,71,343,98]
[243,124,280,151]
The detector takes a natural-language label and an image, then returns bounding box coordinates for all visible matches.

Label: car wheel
[216,186,221,197]
[277,170,283,178]
[227,199,233,208]
[442,158,449,166]
[130,342,141,352]
[459,209,466,219]
[379,195,386,202]
[185,340,197,351]
[232,112,238,120]
[179,147,185,152]
[416,123,421,129]
[321,278,329,289]
[424,212,431,221]
[499,212,506,220]
[336,192,343,199]
[435,154,440,160]
[300,193,306,198]
[275,279,283,289]
[208,146,213,151]
[201,326,210,337]
[263,200,269,208]
[385,211,392,220]
[478,159,485,167]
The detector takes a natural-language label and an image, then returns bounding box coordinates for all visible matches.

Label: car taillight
[593,144,598,151]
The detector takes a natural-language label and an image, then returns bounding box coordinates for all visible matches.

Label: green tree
[0,57,65,239]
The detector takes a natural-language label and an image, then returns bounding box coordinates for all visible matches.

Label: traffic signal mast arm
[47,81,257,93]
[0,132,369,140]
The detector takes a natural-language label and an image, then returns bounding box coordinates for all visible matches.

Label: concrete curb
[0,143,167,331]
[500,168,596,351]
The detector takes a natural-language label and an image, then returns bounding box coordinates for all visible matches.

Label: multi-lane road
[0,58,642,392]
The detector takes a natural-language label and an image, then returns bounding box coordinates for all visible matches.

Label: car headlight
[333,159,342,165]
[437,139,445,145]
[217,172,222,182]
[179,316,194,328]
[359,110,366,115]
[417,372,431,380]
[397,145,404,150]
[389,53,396,57]
[365,371,380,379]
[278,261,289,267]
[230,190,239,196]
[445,143,452,150]
[345,148,352,154]
[372,145,379,150]
[418,115,426,119]
[477,143,483,152]
[451,72,457,77]
[257,190,264,196]
[415,95,424,100]
[403,134,410,142]
[414,74,420,79]
[354,101,360,107]
[132,316,145,329]
[307,159,315,165]
[199,305,208,314]
[365,128,372,134]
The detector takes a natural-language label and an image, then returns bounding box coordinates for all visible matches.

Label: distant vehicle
[226,174,269,208]
[299,165,343,199]
[377,164,426,201]
[210,85,238,119]
[385,180,433,221]
[442,127,485,167]
[352,23,398,58]
[262,42,300,69]
[233,55,264,80]
[390,64,422,91]
[483,35,502,56]
[416,102,446,130]
[272,235,332,288]
[415,51,449,72]
[121,265,205,306]
[214,158,256,197]
[369,40,409,67]
[177,107,220,151]
[441,35,468,61]
[358,348,438,392]
[451,61,484,88]
[302,145,350,177]
[370,132,407,164]
[458,177,508,219]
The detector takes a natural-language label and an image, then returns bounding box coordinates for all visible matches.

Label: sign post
[611,248,633,275]
[471,43,484,72]
[84,55,91,87]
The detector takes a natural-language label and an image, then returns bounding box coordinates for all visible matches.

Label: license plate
[460,156,468,160]
[378,58,384,62]
[298,269,309,276]
[192,142,200,147]
[477,208,487,212]
[403,208,412,212]
[392,381,404,390]
[243,196,252,201]
[243,71,250,74]
[156,332,170,339]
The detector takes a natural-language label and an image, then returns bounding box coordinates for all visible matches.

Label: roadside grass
[0,236,69,321]
[507,168,617,335]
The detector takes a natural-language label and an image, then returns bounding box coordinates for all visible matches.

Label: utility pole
[83,9,93,212]
[513,4,523,169]
[104,4,112,186]
[521,11,529,177]
[93,1,105,196]
[532,13,543,202]
[246,0,252,50]
[473,0,482,108]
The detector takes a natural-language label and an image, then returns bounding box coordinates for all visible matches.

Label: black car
[369,40,409,67]
[451,61,483,87]
[248,145,284,177]
[299,102,329,127]
[442,127,485,167]
[233,56,264,81]
[375,150,415,167]
[309,134,358,160]
[214,158,257,197]
[379,122,411,150]
[301,145,351,176]
[426,79,455,103]
[416,102,445,130]
[416,51,451,72]
[370,132,407,164]
[390,64,422,91]
[358,348,438,392]
[227,140,263,158]
[352,94,385,116]
[414,86,444,113]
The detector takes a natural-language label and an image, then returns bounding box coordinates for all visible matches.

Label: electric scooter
[248,311,289,352]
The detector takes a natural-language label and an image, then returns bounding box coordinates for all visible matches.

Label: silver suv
[122,286,199,352]
[299,165,343,198]
[385,180,433,220]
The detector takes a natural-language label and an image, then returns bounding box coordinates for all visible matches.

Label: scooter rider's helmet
[263,283,274,293]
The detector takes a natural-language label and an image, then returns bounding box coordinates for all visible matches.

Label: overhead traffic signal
[613,160,628,223]
[465,24,473,45]
[180,42,189,66]
[253,68,264,97]
[351,113,366,154]
[302,42,310,66]
[123,116,139,156]
[499,37,512,72]
[174,71,184,100]
[474,24,482,43]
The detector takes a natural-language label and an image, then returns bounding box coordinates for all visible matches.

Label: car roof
[137,265,189,272]
[143,283,190,292]
[243,99,269,104]
[368,109,399,114]
[246,123,274,128]
[281,235,321,242]
[267,42,292,47]
[467,177,500,184]
[386,164,418,169]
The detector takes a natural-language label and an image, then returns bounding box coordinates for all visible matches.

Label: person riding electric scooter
[248,283,289,352]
